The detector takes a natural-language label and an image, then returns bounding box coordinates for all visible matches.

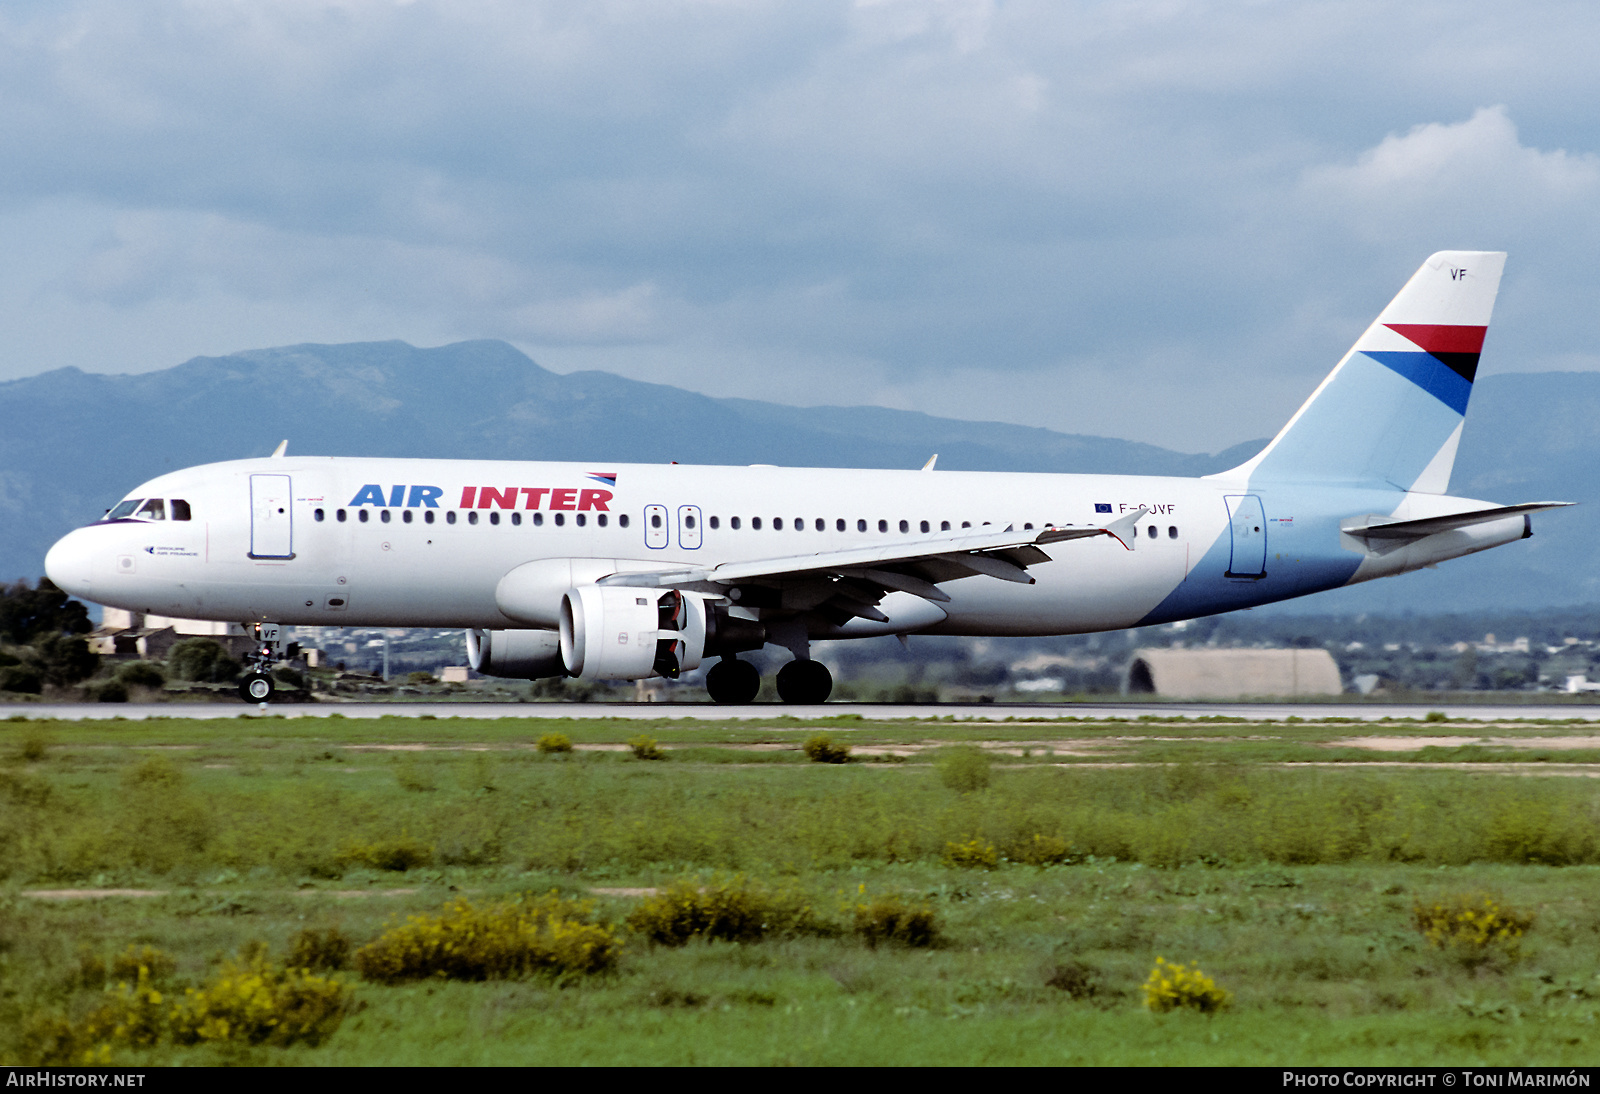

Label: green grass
[4,712,1600,1064]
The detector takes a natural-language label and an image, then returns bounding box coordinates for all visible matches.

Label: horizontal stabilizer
[1342,502,1573,542]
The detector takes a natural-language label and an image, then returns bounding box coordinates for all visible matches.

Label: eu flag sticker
[1094,503,1112,514]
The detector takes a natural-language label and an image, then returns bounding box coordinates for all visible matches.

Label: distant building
[1125,648,1343,699]
[86,608,256,661]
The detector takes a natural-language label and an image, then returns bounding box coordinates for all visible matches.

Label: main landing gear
[776,659,832,704]
[704,656,833,704]
[705,657,761,704]
[237,622,297,704]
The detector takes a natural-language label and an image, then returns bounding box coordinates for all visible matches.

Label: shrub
[92,680,128,703]
[25,946,351,1062]
[1143,956,1231,1014]
[354,894,620,982]
[1413,893,1534,966]
[169,951,352,1047]
[17,729,50,762]
[938,745,991,792]
[802,734,852,764]
[288,927,352,972]
[109,944,177,984]
[336,836,434,872]
[943,836,1000,869]
[628,734,664,760]
[1045,960,1104,1000]
[1004,832,1075,866]
[626,877,823,945]
[78,968,168,1051]
[0,664,42,693]
[167,637,241,683]
[115,661,166,689]
[537,732,574,754]
[853,893,939,948]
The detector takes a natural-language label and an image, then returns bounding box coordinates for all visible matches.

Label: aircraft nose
[44,529,95,598]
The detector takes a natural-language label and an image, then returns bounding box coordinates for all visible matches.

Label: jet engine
[559,586,713,681]
[465,627,565,679]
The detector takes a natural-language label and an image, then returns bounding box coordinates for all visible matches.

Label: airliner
[43,251,1569,704]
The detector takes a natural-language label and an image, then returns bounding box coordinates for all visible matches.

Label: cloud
[1303,106,1600,238]
[5,2,1600,450]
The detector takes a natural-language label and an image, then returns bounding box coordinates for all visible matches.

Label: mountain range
[0,339,1591,615]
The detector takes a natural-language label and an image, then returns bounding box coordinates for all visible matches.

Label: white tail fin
[1223,251,1506,492]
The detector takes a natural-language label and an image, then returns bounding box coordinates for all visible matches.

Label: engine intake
[559,586,711,681]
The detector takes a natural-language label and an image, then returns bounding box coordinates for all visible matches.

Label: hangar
[1124,648,1343,700]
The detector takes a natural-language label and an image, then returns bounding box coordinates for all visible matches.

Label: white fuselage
[43,455,1523,640]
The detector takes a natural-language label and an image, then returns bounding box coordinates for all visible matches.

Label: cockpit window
[170,499,192,521]
[107,499,142,520]
[135,499,166,521]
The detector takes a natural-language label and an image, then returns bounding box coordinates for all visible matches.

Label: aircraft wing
[595,508,1148,624]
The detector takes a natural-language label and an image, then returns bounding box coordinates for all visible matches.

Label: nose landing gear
[237,622,297,704]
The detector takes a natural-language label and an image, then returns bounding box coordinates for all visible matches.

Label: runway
[5,699,1600,722]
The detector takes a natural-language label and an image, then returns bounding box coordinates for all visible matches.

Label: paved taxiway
[5,701,1600,721]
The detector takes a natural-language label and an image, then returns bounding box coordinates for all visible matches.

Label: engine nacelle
[558,586,709,681]
[465,628,565,679]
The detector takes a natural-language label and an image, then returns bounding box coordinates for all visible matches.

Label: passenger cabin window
[136,499,165,521]
[171,499,192,521]
[619,514,630,528]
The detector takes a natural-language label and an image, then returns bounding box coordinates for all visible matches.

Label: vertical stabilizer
[1222,251,1505,492]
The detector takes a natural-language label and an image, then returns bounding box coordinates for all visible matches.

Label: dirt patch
[296,888,421,899]
[592,887,660,898]
[23,889,165,900]
[1332,736,1600,752]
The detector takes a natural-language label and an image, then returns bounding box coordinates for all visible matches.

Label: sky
[2,0,1600,454]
